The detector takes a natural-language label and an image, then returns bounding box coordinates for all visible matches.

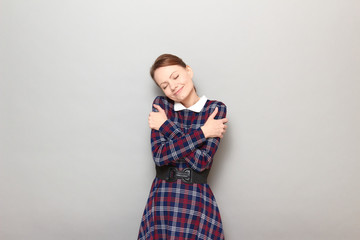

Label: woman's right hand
[201,107,228,139]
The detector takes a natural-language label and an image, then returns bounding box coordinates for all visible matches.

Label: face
[154,65,195,102]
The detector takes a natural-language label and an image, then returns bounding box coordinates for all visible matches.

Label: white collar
[174,95,208,112]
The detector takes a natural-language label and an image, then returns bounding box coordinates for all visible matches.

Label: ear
[186,65,194,78]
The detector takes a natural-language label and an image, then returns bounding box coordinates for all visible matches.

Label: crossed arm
[150,97,227,172]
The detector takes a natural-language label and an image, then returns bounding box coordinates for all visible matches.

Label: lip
[174,86,183,95]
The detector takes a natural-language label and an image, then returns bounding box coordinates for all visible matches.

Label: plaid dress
[138,95,227,240]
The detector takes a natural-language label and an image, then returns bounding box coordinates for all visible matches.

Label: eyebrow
[160,71,177,86]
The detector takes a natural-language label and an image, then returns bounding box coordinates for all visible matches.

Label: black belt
[156,165,210,184]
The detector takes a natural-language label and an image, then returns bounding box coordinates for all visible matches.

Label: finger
[209,107,218,119]
[222,118,228,123]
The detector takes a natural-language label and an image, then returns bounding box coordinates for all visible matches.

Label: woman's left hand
[148,104,168,130]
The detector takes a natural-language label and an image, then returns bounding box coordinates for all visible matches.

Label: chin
[166,95,178,102]
[167,88,190,102]
[169,96,181,102]
[173,94,187,102]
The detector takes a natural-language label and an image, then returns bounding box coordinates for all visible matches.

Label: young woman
[138,54,228,240]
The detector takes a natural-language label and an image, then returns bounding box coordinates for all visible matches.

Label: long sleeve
[183,103,227,172]
[151,97,207,166]
[150,96,227,170]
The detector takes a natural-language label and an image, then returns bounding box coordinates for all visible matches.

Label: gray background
[1,0,359,239]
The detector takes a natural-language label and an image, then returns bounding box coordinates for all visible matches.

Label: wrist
[200,126,208,138]
[158,119,169,131]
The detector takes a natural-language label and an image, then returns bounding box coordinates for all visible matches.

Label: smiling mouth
[175,87,183,95]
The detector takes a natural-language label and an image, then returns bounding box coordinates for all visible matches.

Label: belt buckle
[180,168,192,184]
[176,168,192,184]
[166,167,193,184]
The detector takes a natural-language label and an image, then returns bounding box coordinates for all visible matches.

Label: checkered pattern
[138,96,227,240]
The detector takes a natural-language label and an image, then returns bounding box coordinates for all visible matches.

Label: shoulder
[206,98,227,118]
[207,98,227,110]
[152,95,174,112]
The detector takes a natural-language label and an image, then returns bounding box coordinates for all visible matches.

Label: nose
[169,81,177,92]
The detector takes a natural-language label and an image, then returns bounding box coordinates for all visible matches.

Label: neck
[181,88,200,108]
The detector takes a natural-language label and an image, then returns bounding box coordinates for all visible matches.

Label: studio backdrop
[1,0,359,239]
